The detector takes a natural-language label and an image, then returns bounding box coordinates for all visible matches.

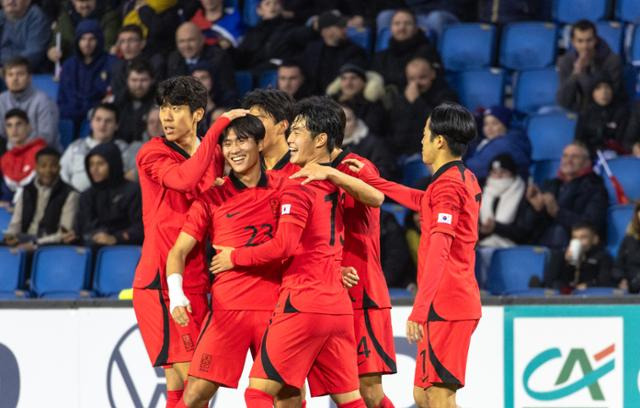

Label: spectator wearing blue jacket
[58,19,116,131]
[465,106,531,183]
[0,0,51,68]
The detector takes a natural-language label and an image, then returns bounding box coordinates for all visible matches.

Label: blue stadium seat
[615,0,640,23]
[630,26,640,65]
[31,74,58,101]
[531,159,561,184]
[347,27,372,51]
[0,207,11,232]
[243,0,260,26]
[94,246,141,297]
[513,68,560,113]
[439,23,496,71]
[31,246,91,298]
[58,119,75,149]
[235,71,254,96]
[595,21,624,55]
[401,156,429,187]
[257,70,277,89]
[552,0,610,24]
[573,287,626,296]
[623,64,638,100]
[388,288,413,299]
[500,22,558,70]
[526,112,577,160]
[0,248,26,298]
[510,288,559,297]
[375,26,392,52]
[606,204,633,256]
[381,203,409,227]
[487,246,549,295]
[603,157,640,203]
[452,68,506,111]
[376,10,396,31]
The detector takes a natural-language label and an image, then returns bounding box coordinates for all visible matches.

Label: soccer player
[211,97,384,408]
[344,102,481,408]
[241,89,300,176]
[132,75,248,408]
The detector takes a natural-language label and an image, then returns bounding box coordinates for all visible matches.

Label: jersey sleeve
[277,184,313,229]
[231,222,304,267]
[353,169,423,212]
[181,198,212,242]
[427,179,463,237]
[137,116,230,192]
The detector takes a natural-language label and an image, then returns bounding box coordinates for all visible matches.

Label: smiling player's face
[287,116,319,166]
[158,104,203,142]
[222,129,262,175]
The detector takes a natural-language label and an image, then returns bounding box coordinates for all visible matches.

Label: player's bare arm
[166,231,199,327]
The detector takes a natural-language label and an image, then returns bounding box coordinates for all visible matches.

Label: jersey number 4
[357,336,371,359]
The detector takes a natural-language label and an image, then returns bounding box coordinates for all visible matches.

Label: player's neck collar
[163,139,191,159]
[229,170,268,190]
[270,151,291,170]
[431,160,465,183]
[330,148,350,168]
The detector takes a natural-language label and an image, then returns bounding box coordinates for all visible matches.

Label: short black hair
[220,115,266,144]
[572,221,598,235]
[156,76,208,113]
[241,89,295,124]
[36,146,61,161]
[279,60,304,73]
[4,56,31,74]
[571,19,597,38]
[118,24,144,39]
[293,96,344,152]
[91,102,119,123]
[127,58,154,79]
[428,102,477,157]
[5,108,29,123]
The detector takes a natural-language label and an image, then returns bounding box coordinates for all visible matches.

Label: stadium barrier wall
[0,301,638,408]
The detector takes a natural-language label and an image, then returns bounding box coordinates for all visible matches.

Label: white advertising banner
[0,306,503,408]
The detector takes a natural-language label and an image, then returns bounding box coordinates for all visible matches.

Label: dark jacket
[301,39,368,94]
[76,142,143,245]
[613,235,640,293]
[372,31,440,89]
[344,133,396,180]
[123,3,181,56]
[21,178,74,236]
[114,86,156,143]
[465,129,532,182]
[562,245,613,287]
[477,0,543,23]
[380,209,413,287]
[336,93,388,137]
[58,19,116,122]
[388,77,458,155]
[623,101,640,150]
[110,54,165,101]
[480,194,539,245]
[575,101,629,155]
[556,39,624,112]
[233,17,315,70]
[166,45,237,108]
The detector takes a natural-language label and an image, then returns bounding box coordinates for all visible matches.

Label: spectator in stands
[465,106,531,183]
[575,75,628,157]
[58,20,116,131]
[380,209,414,288]
[4,147,78,249]
[614,201,640,293]
[60,103,128,192]
[341,102,395,180]
[0,137,11,204]
[191,65,225,130]
[623,101,640,155]
[166,22,237,107]
[74,142,143,246]
[372,9,441,90]
[114,59,156,143]
[557,20,624,112]
[0,0,51,68]
[301,11,367,94]
[552,222,613,290]
[110,25,164,101]
[47,0,120,66]
[277,60,310,100]
[0,109,47,199]
[327,63,387,136]
[477,0,544,23]
[0,57,59,148]
[121,0,181,56]
[403,0,475,39]
[233,0,315,71]
[387,56,458,155]
[190,0,244,49]
[526,142,609,249]
[121,106,161,182]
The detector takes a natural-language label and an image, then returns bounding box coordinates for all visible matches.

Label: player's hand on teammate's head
[220,108,251,121]
[406,320,424,344]
[342,158,364,173]
[210,245,235,274]
[290,163,335,185]
[340,266,359,288]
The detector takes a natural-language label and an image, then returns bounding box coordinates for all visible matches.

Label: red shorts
[414,319,479,389]
[250,311,359,397]
[353,308,396,376]
[133,288,209,367]
[189,309,272,388]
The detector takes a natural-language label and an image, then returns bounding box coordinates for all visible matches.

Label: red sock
[166,389,183,408]
[244,388,274,408]
[376,395,395,408]
[338,398,367,408]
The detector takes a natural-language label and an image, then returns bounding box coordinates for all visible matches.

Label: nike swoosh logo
[226,212,240,218]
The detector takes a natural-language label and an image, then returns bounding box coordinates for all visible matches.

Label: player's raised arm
[290,163,384,207]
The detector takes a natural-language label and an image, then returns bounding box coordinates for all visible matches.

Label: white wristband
[167,274,189,313]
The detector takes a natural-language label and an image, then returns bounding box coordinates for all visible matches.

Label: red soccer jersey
[232,179,352,315]
[262,151,300,178]
[133,117,229,293]
[181,171,284,311]
[333,151,391,310]
[362,160,482,321]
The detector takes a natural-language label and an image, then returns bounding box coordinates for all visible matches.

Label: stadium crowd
[1,0,640,297]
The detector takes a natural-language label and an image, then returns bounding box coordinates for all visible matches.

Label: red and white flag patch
[437,213,452,224]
